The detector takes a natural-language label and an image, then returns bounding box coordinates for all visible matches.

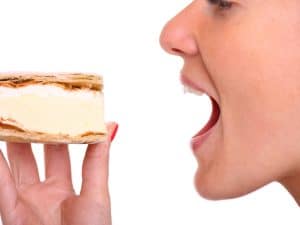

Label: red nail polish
[110,124,119,142]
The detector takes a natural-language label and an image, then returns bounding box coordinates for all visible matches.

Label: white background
[0,0,299,224]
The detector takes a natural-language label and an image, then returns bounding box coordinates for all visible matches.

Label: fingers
[0,150,17,216]
[7,142,40,188]
[44,144,72,185]
[81,122,118,201]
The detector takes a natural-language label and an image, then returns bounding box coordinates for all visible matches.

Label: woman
[160,0,300,203]
[1,0,300,224]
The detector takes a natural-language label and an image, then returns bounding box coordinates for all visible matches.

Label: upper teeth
[183,86,204,96]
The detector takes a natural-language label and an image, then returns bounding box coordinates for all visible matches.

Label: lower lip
[191,123,215,153]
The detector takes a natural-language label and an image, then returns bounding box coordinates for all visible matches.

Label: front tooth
[192,88,204,96]
[183,86,204,96]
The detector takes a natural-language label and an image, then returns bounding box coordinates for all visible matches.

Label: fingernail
[110,123,119,142]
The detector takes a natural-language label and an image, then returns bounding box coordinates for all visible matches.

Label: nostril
[171,48,184,55]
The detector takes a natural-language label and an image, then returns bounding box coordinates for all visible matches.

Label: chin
[193,167,269,201]
[194,179,251,201]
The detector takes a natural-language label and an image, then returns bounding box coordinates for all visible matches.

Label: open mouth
[182,77,221,151]
[183,82,221,138]
[181,72,221,150]
[193,96,220,138]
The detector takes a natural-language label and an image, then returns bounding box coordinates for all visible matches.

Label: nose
[160,4,199,57]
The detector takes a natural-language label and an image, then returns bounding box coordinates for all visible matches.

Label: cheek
[212,10,300,156]
[217,20,300,154]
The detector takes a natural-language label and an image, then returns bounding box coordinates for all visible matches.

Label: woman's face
[160,0,300,199]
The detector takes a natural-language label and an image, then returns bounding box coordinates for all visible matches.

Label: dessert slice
[0,73,106,144]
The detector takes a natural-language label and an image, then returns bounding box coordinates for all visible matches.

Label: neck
[280,174,300,206]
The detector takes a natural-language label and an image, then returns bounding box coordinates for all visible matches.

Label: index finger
[80,122,118,202]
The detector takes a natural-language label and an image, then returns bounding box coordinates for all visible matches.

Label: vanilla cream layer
[0,85,106,136]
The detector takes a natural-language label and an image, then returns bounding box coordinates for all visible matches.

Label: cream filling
[0,85,106,136]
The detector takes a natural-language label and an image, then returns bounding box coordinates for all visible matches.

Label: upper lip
[180,73,218,104]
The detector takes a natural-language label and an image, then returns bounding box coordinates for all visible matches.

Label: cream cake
[0,73,107,143]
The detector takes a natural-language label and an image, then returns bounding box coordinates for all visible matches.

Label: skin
[160,0,300,204]
[1,0,300,223]
[0,122,118,225]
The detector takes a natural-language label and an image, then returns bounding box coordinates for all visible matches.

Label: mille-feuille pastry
[0,73,107,144]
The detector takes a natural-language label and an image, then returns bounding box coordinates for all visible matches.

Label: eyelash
[207,0,233,10]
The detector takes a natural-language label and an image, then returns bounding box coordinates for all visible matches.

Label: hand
[0,122,118,225]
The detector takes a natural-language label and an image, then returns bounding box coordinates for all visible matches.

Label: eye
[207,0,233,10]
